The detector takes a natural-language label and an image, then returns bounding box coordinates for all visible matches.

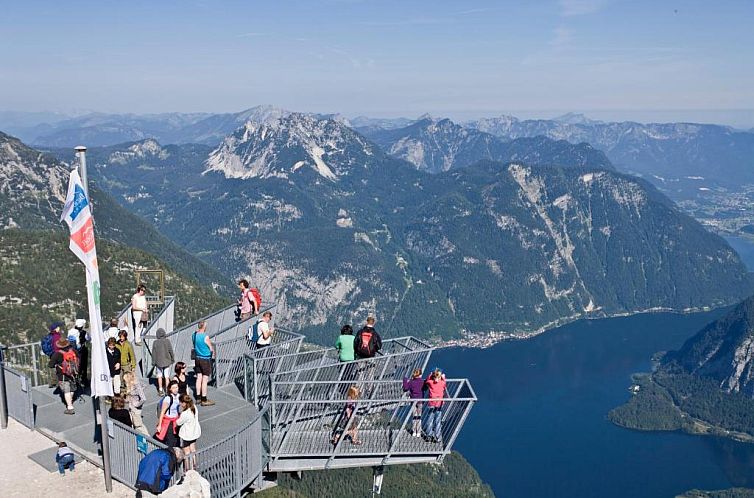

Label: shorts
[154,366,171,378]
[181,438,197,448]
[59,380,73,394]
[195,358,212,376]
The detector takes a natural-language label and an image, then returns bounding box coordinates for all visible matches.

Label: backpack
[249,288,262,312]
[60,349,79,378]
[158,395,177,417]
[135,448,176,494]
[356,329,377,358]
[248,321,259,343]
[41,334,55,357]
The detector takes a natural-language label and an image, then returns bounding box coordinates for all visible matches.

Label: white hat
[75,318,86,328]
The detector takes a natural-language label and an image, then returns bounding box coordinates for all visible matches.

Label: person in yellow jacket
[117,329,137,380]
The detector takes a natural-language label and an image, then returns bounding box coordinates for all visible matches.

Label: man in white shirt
[256,311,274,348]
[106,318,120,341]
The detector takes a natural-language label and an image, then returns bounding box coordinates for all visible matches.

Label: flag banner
[61,169,113,398]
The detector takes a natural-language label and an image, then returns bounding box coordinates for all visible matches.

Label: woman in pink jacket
[424,368,447,443]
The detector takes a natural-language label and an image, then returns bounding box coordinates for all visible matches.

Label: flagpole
[75,146,89,201]
[75,147,112,493]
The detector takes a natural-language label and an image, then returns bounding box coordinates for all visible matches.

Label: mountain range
[10,107,753,200]
[38,112,753,345]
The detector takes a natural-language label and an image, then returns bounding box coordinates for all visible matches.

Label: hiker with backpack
[106,337,122,401]
[68,319,90,385]
[135,447,184,497]
[255,311,274,349]
[41,322,64,387]
[354,317,382,359]
[237,279,260,320]
[192,321,215,407]
[152,327,175,397]
[155,380,181,447]
[424,368,447,444]
[48,337,79,414]
[131,284,148,344]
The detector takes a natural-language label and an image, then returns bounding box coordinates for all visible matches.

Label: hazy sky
[1,0,753,124]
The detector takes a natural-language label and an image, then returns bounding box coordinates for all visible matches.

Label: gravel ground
[0,418,133,497]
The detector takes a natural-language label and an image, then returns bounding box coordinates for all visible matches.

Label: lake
[434,310,754,497]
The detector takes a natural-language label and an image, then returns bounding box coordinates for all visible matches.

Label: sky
[1,0,753,126]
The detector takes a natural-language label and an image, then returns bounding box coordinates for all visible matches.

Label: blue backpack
[135,448,176,494]
[40,334,55,357]
[248,321,259,343]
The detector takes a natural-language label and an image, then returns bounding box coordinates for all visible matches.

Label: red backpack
[356,329,376,358]
[249,288,262,313]
[60,349,79,378]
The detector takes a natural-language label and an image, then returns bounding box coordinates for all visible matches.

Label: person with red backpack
[237,279,260,320]
[48,338,79,415]
[354,317,382,359]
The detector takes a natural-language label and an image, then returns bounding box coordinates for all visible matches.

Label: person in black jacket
[108,395,133,427]
[354,317,382,359]
[106,337,121,403]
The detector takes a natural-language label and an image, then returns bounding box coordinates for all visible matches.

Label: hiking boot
[200,399,216,407]
[64,408,75,415]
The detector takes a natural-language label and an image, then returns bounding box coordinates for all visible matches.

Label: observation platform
[1,296,476,498]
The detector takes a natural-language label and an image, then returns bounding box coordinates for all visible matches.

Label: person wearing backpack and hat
[42,322,64,387]
[48,337,79,414]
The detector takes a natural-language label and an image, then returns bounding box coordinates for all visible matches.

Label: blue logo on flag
[70,184,89,221]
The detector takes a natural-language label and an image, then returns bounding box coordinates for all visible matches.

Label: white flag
[61,169,113,398]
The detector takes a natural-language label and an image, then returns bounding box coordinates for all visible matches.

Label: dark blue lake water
[725,235,754,271]
[434,310,754,497]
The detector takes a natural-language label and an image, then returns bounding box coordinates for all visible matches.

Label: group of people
[331,316,448,445]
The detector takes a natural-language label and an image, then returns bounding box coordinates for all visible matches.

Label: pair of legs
[412,402,423,436]
[181,441,197,471]
[155,366,171,395]
[132,311,143,344]
[57,454,75,474]
[426,406,443,441]
[194,359,214,405]
[60,380,75,414]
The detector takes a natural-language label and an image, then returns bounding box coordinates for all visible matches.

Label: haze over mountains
[19,109,751,345]
[6,106,753,198]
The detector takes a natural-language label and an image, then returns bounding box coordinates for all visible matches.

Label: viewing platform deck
[1,296,476,497]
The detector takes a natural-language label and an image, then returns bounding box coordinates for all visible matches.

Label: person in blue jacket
[135,447,183,496]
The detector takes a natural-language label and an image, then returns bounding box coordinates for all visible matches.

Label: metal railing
[214,327,304,389]
[142,304,274,374]
[241,337,432,408]
[0,299,150,387]
[0,364,35,428]
[109,419,168,490]
[108,405,270,498]
[267,379,476,468]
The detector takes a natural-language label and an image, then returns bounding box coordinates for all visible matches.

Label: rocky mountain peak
[205,113,377,181]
